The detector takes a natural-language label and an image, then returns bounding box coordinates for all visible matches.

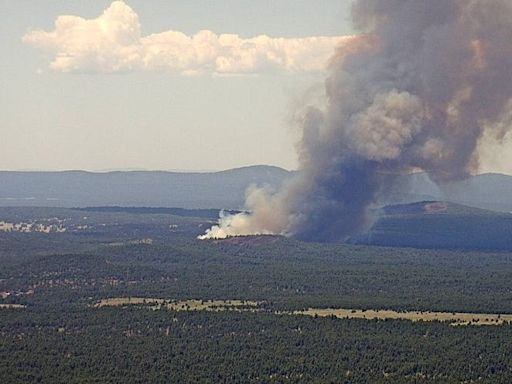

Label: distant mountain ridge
[0,165,292,209]
[0,165,511,212]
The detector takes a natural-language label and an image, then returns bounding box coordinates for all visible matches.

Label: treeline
[75,206,241,219]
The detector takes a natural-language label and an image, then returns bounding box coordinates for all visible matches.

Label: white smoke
[199,185,293,239]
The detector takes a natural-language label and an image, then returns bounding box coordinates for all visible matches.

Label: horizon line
[0,166,509,178]
[0,164,296,174]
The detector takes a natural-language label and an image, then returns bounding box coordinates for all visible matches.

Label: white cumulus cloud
[23,1,352,75]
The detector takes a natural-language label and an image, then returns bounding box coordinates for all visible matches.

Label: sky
[1,1,511,174]
[1,0,353,172]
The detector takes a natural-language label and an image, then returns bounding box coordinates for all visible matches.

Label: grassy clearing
[295,308,512,326]
[94,297,260,311]
[0,304,26,309]
[93,297,512,326]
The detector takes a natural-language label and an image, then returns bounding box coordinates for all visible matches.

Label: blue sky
[1,1,510,174]
[1,0,353,171]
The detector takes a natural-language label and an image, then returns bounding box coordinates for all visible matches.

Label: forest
[1,207,512,383]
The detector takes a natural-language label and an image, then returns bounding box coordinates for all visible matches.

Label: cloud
[23,1,351,75]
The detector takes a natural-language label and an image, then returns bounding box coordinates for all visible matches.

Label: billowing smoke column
[200,0,512,242]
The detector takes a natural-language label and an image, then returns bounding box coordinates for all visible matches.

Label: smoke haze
[200,0,512,242]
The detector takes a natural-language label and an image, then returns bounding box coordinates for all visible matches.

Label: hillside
[384,172,512,212]
[353,201,512,250]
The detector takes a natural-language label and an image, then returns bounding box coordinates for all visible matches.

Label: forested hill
[0,166,292,209]
[386,172,512,212]
[354,201,512,250]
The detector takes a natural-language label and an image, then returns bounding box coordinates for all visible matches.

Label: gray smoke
[200,0,512,242]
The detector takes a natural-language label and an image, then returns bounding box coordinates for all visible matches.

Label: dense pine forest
[1,207,512,383]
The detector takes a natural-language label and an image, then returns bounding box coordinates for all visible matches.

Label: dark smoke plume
[200,0,512,242]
